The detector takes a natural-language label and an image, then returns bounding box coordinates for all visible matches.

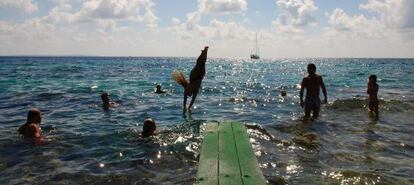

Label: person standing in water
[299,63,328,119]
[367,75,379,117]
[172,46,209,114]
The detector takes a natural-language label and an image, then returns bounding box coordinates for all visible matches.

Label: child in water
[18,108,44,144]
[142,118,156,138]
[367,75,379,116]
[101,92,118,110]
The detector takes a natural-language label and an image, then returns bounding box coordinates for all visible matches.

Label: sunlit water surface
[0,57,413,184]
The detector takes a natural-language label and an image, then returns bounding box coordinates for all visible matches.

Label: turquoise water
[0,57,413,184]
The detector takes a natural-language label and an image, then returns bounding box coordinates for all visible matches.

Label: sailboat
[250,32,260,59]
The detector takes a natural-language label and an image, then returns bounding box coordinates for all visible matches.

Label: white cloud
[198,0,247,14]
[0,0,38,13]
[171,0,248,40]
[321,0,414,58]
[272,0,318,33]
[0,18,56,41]
[326,0,414,40]
[209,19,252,39]
[65,0,159,30]
[359,0,414,29]
[327,8,382,35]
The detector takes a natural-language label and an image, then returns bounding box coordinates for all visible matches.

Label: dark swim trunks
[369,100,379,110]
[304,96,321,117]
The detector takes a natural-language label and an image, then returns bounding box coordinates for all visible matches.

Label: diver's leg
[183,94,187,114]
[188,92,198,111]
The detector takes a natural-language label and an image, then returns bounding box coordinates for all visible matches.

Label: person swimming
[101,92,118,110]
[142,118,156,138]
[18,108,43,139]
[172,46,209,114]
[155,84,166,94]
[367,75,379,117]
[299,63,328,120]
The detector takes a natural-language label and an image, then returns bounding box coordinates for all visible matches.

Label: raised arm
[320,76,327,103]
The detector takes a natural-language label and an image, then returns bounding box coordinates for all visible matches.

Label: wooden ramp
[196,122,266,185]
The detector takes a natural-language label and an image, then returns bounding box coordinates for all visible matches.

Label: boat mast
[255,32,259,56]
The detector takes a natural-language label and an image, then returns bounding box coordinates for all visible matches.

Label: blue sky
[0,0,413,57]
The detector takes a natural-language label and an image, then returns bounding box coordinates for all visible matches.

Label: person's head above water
[142,118,156,138]
[307,63,316,75]
[155,84,164,94]
[27,108,42,124]
[369,75,377,84]
[101,92,109,103]
[18,108,43,139]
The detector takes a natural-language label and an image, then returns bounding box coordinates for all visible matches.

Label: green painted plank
[218,122,243,185]
[196,123,219,185]
[232,122,267,185]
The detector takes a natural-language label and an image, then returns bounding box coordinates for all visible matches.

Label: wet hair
[27,108,41,124]
[101,92,109,101]
[142,118,156,138]
[307,63,316,74]
[369,75,377,84]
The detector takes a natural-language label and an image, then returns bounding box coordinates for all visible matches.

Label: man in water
[18,108,43,139]
[172,46,209,114]
[299,63,328,119]
[367,75,379,117]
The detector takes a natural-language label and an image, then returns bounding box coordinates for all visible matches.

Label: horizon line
[0,55,413,60]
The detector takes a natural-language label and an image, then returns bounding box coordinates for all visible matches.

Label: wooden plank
[196,123,219,185]
[218,122,243,185]
[232,122,267,185]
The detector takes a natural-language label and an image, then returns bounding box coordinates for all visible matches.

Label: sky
[0,0,413,58]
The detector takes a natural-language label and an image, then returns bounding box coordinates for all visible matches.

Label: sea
[0,57,413,184]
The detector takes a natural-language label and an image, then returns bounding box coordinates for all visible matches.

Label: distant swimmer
[18,108,44,144]
[101,92,118,110]
[281,90,287,96]
[172,46,209,114]
[155,84,166,94]
[299,63,328,119]
[142,118,156,138]
[367,75,379,117]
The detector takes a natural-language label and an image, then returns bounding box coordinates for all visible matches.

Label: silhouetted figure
[101,92,118,110]
[18,108,43,139]
[300,64,327,119]
[155,84,166,94]
[281,90,287,96]
[367,75,379,117]
[142,118,156,138]
[172,46,209,114]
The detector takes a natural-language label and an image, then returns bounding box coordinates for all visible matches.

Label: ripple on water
[0,57,414,184]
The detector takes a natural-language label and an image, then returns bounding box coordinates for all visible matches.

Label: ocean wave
[327,97,414,112]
